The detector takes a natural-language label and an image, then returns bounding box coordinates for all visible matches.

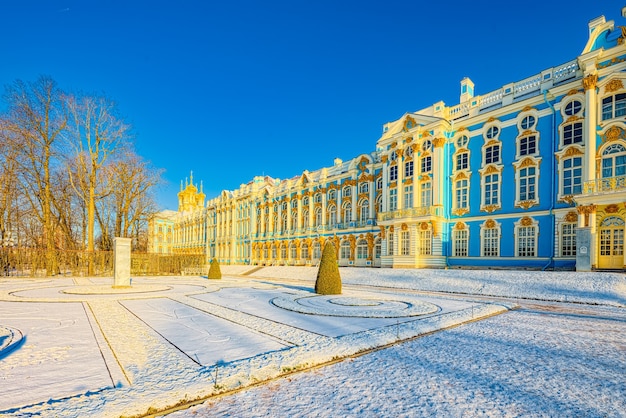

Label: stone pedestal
[113,237,132,287]
[576,227,591,272]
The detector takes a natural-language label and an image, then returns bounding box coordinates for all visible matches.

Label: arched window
[314,193,322,203]
[359,183,369,194]
[359,199,369,222]
[328,189,336,201]
[342,202,352,223]
[357,239,368,259]
[375,194,383,214]
[453,224,469,257]
[340,240,351,259]
[313,241,322,259]
[290,242,298,259]
[601,143,626,178]
[301,243,309,260]
[314,207,322,227]
[328,204,337,226]
[343,186,352,197]
[302,209,309,229]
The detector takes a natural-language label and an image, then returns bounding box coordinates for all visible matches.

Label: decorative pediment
[605,78,625,94]
[602,125,626,143]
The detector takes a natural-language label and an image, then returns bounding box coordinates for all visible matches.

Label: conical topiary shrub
[315,242,341,295]
[208,258,222,279]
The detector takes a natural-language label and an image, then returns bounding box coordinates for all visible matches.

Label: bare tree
[65,93,130,257]
[2,76,68,274]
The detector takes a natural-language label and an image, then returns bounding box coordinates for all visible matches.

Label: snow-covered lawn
[0,268,624,417]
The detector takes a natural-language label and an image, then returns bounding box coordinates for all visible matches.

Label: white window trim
[513,156,541,208]
[514,217,539,258]
[480,220,501,257]
[478,165,503,212]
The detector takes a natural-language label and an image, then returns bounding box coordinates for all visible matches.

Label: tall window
[456,152,468,171]
[562,156,582,195]
[389,188,397,211]
[455,178,469,210]
[401,231,410,255]
[357,239,368,259]
[453,228,469,257]
[343,186,351,197]
[418,229,432,255]
[291,210,297,230]
[340,240,351,259]
[421,182,431,207]
[517,224,537,257]
[313,242,321,259]
[290,243,297,259]
[359,199,369,222]
[328,205,337,226]
[314,207,322,227]
[314,193,322,203]
[601,143,626,178]
[421,156,432,173]
[561,223,577,256]
[302,210,309,229]
[405,160,414,178]
[359,183,369,194]
[404,185,413,209]
[602,93,626,120]
[563,122,583,145]
[485,144,501,164]
[328,189,336,201]
[376,195,383,213]
[518,166,537,201]
[519,135,537,156]
[301,243,309,260]
[388,232,394,255]
[281,244,287,259]
[389,165,398,181]
[484,173,499,206]
[342,202,352,223]
[482,225,500,257]
[376,177,383,190]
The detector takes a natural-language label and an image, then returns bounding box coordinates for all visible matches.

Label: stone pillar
[576,227,592,272]
[113,237,132,287]
[583,74,598,183]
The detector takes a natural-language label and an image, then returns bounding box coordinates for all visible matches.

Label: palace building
[151,9,626,271]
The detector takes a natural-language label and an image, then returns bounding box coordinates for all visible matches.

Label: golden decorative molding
[401,223,408,231]
[582,74,598,90]
[420,222,429,231]
[485,219,496,228]
[520,216,533,227]
[452,208,469,216]
[487,117,499,123]
[567,89,581,96]
[606,203,620,214]
[577,204,596,215]
[564,211,578,223]
[359,172,374,182]
[520,129,535,137]
[396,149,404,158]
[420,175,431,181]
[358,192,369,200]
[453,171,469,181]
[482,165,502,175]
[405,136,413,143]
[602,125,625,143]
[343,179,356,186]
[482,205,500,213]
[521,105,535,112]
[379,226,386,238]
[390,141,397,149]
[565,115,583,123]
[381,155,389,163]
[421,130,431,137]
[485,139,500,147]
[517,200,537,210]
[518,157,537,169]
[389,181,397,188]
[433,137,446,148]
[389,226,394,233]
[605,79,624,94]
[560,195,575,205]
[454,222,467,230]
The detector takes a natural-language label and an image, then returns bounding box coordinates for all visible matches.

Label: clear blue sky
[2,0,625,210]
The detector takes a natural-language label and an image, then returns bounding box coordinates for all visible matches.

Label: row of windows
[451,223,577,258]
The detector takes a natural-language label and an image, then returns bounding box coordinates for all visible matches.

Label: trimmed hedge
[315,242,342,295]
[208,258,222,279]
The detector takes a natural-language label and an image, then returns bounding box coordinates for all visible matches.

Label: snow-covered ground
[0,268,624,417]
